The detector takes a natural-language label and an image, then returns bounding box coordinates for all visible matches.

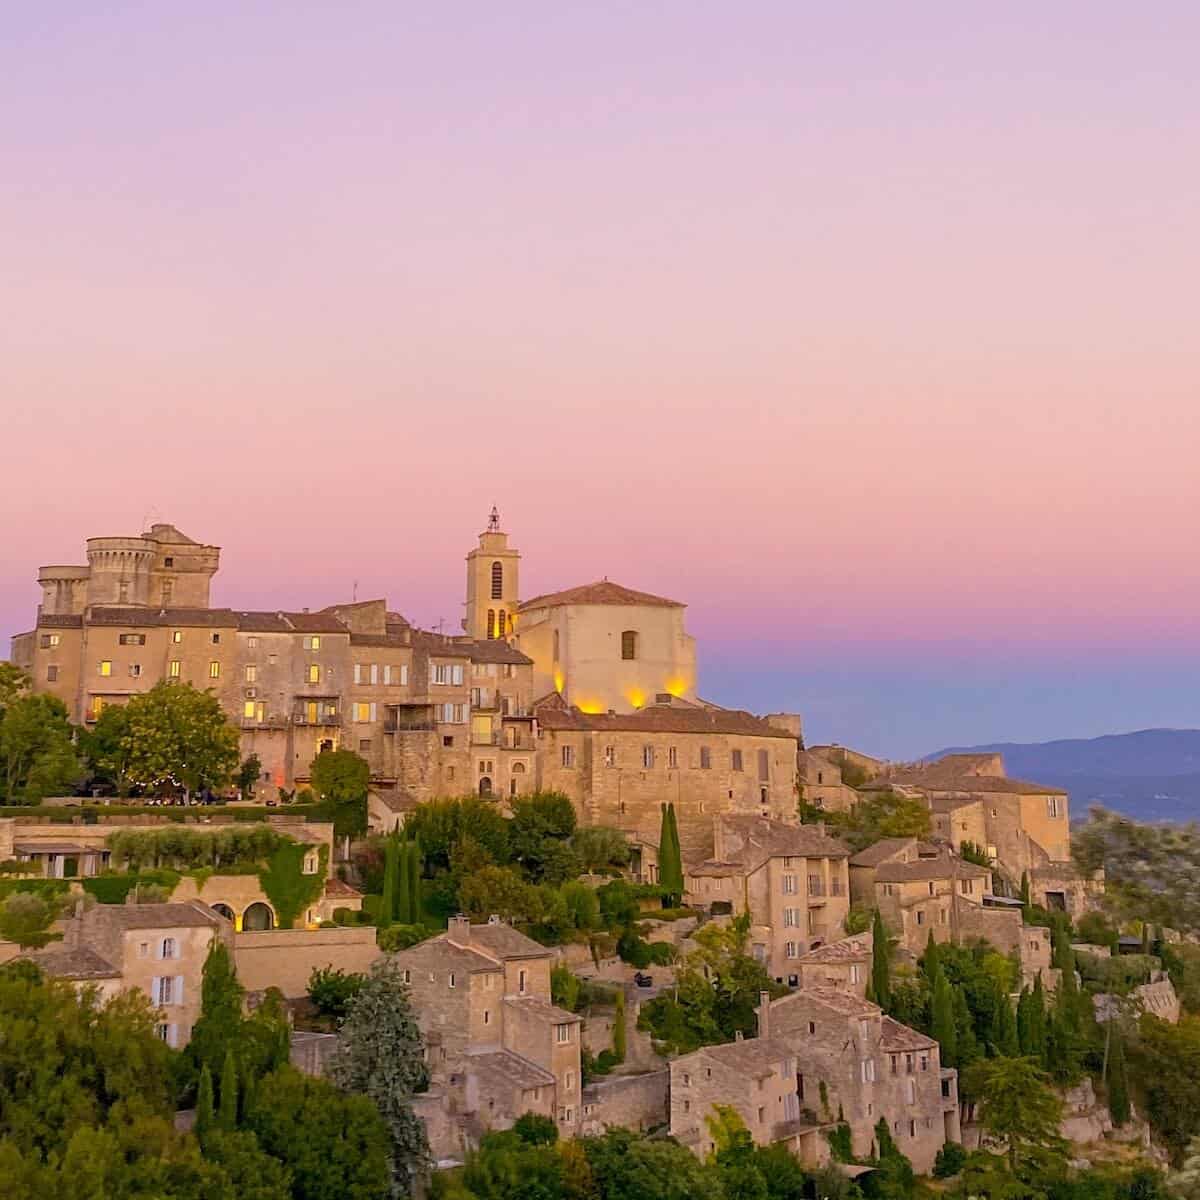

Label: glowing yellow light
[577,700,604,715]
[554,671,565,693]
[626,688,645,709]
[664,677,690,699]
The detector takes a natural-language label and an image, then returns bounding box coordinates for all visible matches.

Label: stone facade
[233,926,379,996]
[389,917,583,1143]
[685,814,851,983]
[25,899,231,1048]
[581,1069,669,1136]
[757,987,958,1174]
[795,932,872,997]
[798,749,859,813]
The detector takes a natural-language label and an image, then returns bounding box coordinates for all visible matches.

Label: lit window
[304,635,321,650]
[99,661,112,677]
[620,630,638,660]
[209,661,220,679]
[172,630,182,643]
[486,609,496,640]
[308,664,320,683]
[244,701,257,718]
[169,660,181,678]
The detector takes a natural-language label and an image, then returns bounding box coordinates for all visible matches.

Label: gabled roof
[24,946,120,980]
[874,856,990,884]
[694,1036,796,1078]
[464,923,551,961]
[535,701,794,741]
[772,985,881,1019]
[714,814,850,872]
[466,640,533,666]
[503,995,581,1024]
[880,1016,936,1052]
[98,902,223,930]
[849,838,918,868]
[518,580,684,612]
[796,933,872,964]
[466,1049,556,1091]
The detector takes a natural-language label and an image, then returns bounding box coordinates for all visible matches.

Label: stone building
[388,917,583,1151]
[25,899,231,1047]
[757,986,959,1174]
[685,814,851,983]
[669,1036,829,1166]
[798,749,860,813]
[533,697,801,862]
[794,932,873,997]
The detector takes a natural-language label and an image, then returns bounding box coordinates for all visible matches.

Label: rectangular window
[119,633,146,645]
[731,749,743,772]
[782,874,797,894]
[916,910,925,926]
[562,745,576,768]
[244,701,257,718]
[383,664,392,684]
[369,663,379,684]
[46,665,59,682]
[172,630,182,643]
[668,746,678,769]
[169,660,181,678]
[246,636,257,649]
[211,632,220,644]
[355,702,370,722]
[642,745,655,769]
[700,746,711,769]
[556,1024,571,1043]
[303,635,321,650]
[307,664,320,683]
[448,973,456,988]
[354,663,362,684]
[861,1058,875,1083]
[1048,796,1061,818]
[518,969,527,994]
[783,908,801,927]
[451,664,464,685]
[757,749,770,781]
[433,664,448,684]
[850,963,861,984]
[359,738,371,752]
[785,941,796,958]
[99,660,112,676]
[245,665,257,683]
[604,745,615,767]
[40,633,61,648]
[209,661,220,679]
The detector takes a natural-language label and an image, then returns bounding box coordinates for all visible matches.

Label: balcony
[384,719,437,734]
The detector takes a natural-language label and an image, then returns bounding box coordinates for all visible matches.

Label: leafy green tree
[1131,1013,1200,1162]
[459,865,544,923]
[581,1127,724,1200]
[0,891,63,948]
[821,790,930,852]
[1168,1136,1200,1198]
[0,693,82,801]
[571,826,631,874]
[122,682,240,799]
[868,908,891,1011]
[235,753,263,798]
[81,703,135,796]
[931,963,957,1068]
[248,1066,392,1200]
[560,880,600,932]
[1017,976,1048,1060]
[965,1056,1068,1178]
[0,661,30,715]
[404,798,512,874]
[1019,871,1032,908]
[309,748,370,841]
[954,986,981,1071]
[871,1116,915,1197]
[218,1049,239,1131]
[189,939,246,1082]
[507,793,579,884]
[992,985,1020,1057]
[1108,1025,1131,1126]
[308,965,365,1022]
[330,956,430,1194]
[203,1129,293,1200]
[513,1112,559,1146]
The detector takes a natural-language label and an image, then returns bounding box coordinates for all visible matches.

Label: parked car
[633,972,654,989]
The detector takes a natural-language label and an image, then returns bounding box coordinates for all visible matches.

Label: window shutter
[154,941,163,960]
[151,975,161,1002]
[175,976,185,1007]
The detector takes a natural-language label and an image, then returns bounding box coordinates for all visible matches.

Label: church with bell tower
[463,507,521,642]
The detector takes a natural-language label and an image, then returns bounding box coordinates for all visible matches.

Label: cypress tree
[218,1049,238,1131]
[993,985,1019,1057]
[396,836,412,925]
[953,987,979,1070]
[408,841,422,925]
[613,989,627,1063]
[1027,974,1048,1059]
[1108,1027,1130,1126]
[1019,871,1031,908]
[921,931,939,982]
[1052,921,1074,974]
[380,832,398,927]
[1016,986,1033,1055]
[931,966,957,1068]
[658,804,684,905]
[195,1064,215,1145]
[870,909,891,1012]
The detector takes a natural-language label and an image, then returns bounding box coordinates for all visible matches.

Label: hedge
[81,869,182,905]
[0,805,323,825]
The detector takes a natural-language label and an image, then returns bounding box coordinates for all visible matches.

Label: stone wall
[233,926,379,997]
[581,1069,669,1135]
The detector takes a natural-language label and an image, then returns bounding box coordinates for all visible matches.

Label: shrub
[377,923,428,952]
[933,1141,968,1178]
[308,965,366,1021]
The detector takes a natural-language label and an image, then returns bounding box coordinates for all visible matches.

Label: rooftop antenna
[487,505,501,533]
[352,579,358,603]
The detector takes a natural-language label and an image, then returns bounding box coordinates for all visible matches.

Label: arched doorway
[242,902,275,931]
[211,903,235,923]
[479,777,493,798]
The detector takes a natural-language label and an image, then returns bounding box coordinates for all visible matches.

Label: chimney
[447,914,471,946]
[757,990,771,1039]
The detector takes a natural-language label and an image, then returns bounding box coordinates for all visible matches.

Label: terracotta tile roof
[518,580,684,612]
[407,631,472,660]
[464,923,552,961]
[879,1016,936,1052]
[466,640,533,666]
[235,611,348,634]
[696,1036,796,1077]
[849,838,918,868]
[324,878,362,898]
[87,606,237,628]
[391,938,501,973]
[37,614,83,628]
[503,995,582,1024]
[99,902,223,930]
[929,794,984,813]
[687,860,743,878]
[716,814,851,870]
[467,1049,556,1091]
[796,933,872,964]
[535,701,794,741]
[24,946,120,980]
[349,633,412,648]
[882,757,1065,797]
[775,985,881,1018]
[874,856,990,884]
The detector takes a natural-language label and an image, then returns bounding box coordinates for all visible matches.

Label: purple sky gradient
[2,4,1198,757]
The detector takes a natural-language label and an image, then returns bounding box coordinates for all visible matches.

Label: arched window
[491,561,503,599]
[479,777,493,797]
[498,609,506,640]
[160,937,176,959]
[487,609,496,640]
[621,630,638,660]
[242,902,275,931]
[553,630,560,662]
[212,903,235,922]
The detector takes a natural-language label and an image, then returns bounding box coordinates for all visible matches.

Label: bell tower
[464,507,520,641]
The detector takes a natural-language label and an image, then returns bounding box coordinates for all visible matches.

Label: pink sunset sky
[2,3,1198,757]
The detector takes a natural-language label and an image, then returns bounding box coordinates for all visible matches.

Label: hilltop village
[0,513,1188,1198]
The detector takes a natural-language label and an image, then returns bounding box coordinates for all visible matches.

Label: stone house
[798,749,860,813]
[669,1036,829,1166]
[871,855,993,954]
[757,986,959,1174]
[848,837,942,907]
[25,899,230,1047]
[795,932,872,997]
[685,814,851,984]
[388,917,583,1152]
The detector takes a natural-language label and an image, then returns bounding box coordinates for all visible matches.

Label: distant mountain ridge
[922,728,1200,823]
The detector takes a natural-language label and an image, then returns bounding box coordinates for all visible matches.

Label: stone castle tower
[463,507,520,641]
